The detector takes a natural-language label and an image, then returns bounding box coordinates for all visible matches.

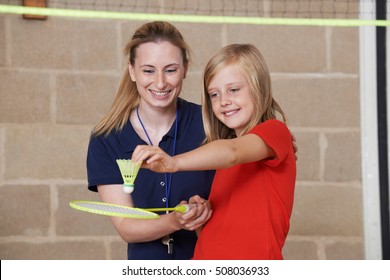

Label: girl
[132,44,296,259]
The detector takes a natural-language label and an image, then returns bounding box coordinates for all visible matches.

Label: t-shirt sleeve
[86,135,123,192]
[248,120,292,167]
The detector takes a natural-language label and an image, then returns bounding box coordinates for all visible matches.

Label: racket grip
[176,204,190,213]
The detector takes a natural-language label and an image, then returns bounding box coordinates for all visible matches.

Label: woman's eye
[230,88,239,93]
[166,68,177,74]
[209,92,218,98]
[143,69,155,74]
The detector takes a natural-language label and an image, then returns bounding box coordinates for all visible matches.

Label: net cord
[1,4,390,26]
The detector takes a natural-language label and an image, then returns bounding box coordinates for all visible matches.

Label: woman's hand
[174,196,212,232]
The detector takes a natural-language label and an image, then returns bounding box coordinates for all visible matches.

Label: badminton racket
[69,200,190,220]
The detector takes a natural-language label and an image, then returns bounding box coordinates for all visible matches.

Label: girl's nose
[220,92,232,107]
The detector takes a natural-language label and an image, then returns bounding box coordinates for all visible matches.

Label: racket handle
[123,184,134,193]
[175,204,190,213]
[143,204,193,213]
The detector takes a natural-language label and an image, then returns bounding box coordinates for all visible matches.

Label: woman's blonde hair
[202,44,287,142]
[92,21,191,136]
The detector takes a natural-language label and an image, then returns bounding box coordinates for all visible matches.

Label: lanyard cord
[136,107,179,208]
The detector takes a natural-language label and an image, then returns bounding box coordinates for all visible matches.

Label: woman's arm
[97,184,211,243]
[132,134,275,173]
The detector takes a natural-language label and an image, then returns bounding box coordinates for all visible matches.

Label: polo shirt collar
[120,99,185,153]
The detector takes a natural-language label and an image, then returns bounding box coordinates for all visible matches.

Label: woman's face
[129,41,187,110]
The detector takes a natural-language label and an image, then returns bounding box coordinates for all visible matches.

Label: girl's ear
[129,63,136,82]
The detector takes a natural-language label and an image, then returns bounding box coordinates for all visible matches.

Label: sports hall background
[0,2,362,259]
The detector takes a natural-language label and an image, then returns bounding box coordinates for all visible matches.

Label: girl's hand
[131,145,178,173]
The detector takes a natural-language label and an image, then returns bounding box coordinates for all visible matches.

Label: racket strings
[70,201,158,218]
[69,201,190,219]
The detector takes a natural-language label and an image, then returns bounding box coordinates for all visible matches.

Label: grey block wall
[0,9,363,259]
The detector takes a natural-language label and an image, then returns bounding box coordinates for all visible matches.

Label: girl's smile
[221,108,240,117]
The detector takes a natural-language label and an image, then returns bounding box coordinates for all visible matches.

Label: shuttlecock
[116,159,142,193]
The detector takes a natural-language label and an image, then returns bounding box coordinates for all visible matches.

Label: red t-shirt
[192,120,296,260]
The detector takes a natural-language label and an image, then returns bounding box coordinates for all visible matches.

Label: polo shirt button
[160,181,165,186]
[162,197,167,202]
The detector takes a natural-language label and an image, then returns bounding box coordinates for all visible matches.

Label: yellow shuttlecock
[116,159,142,193]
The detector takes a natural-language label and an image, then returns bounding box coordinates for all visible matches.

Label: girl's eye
[209,92,219,98]
[230,88,240,93]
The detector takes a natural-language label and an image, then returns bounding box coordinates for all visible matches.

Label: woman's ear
[182,62,188,79]
[128,63,136,82]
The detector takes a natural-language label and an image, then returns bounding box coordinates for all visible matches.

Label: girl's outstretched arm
[132,134,275,172]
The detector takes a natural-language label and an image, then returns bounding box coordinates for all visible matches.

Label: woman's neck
[131,102,177,146]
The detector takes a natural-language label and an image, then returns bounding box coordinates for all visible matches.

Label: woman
[86,21,215,260]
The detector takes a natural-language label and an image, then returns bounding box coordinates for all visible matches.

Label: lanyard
[136,107,178,208]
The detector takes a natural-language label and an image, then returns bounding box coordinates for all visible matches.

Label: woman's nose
[156,73,167,89]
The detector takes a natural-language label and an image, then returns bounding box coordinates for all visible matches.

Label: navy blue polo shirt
[86,98,215,260]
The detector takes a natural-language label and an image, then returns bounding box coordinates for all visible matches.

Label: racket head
[69,200,159,220]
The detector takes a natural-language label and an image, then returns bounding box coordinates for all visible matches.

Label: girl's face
[207,64,255,135]
[129,41,187,111]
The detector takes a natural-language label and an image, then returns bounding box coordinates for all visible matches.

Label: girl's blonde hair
[202,44,287,142]
[92,21,191,136]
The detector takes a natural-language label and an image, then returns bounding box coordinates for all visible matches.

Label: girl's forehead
[210,64,245,84]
